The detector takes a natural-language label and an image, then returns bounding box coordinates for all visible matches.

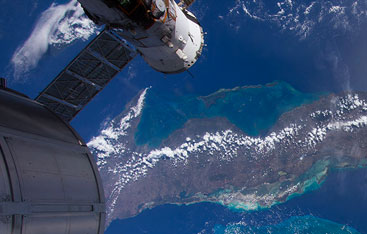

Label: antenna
[186,70,194,78]
[179,0,196,9]
[0,77,6,89]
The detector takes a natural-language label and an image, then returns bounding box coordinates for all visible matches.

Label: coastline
[133,158,367,217]
[106,166,367,233]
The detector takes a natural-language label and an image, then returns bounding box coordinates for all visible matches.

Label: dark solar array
[35,29,137,122]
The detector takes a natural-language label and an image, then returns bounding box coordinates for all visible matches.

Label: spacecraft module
[35,0,205,122]
[78,0,204,73]
[0,85,105,234]
[0,1,204,233]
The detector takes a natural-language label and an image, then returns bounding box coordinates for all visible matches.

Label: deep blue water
[213,216,360,234]
[2,1,367,233]
[3,0,367,141]
[135,81,321,146]
[106,168,367,234]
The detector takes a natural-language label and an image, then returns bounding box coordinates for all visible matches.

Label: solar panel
[35,29,137,122]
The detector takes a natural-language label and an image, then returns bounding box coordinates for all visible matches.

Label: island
[87,82,367,226]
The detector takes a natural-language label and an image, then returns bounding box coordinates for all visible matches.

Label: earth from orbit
[2,0,367,233]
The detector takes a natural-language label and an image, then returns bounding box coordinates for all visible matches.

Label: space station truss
[35,29,137,122]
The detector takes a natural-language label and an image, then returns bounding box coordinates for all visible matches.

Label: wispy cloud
[223,0,367,39]
[11,0,98,80]
[222,0,366,92]
[127,64,137,81]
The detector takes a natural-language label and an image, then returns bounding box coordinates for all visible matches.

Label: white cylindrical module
[78,0,204,74]
[0,88,105,234]
[137,0,204,73]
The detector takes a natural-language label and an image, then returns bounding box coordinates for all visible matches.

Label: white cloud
[127,64,137,81]
[88,86,367,223]
[11,0,98,80]
[89,91,367,223]
[87,88,149,165]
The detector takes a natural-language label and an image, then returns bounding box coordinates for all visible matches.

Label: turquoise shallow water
[214,216,360,234]
[135,81,321,146]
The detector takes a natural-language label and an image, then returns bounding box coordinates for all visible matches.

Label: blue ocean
[85,4,367,232]
[105,4,367,232]
[2,1,365,233]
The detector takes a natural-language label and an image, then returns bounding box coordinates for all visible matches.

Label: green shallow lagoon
[214,216,360,234]
[135,81,322,146]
